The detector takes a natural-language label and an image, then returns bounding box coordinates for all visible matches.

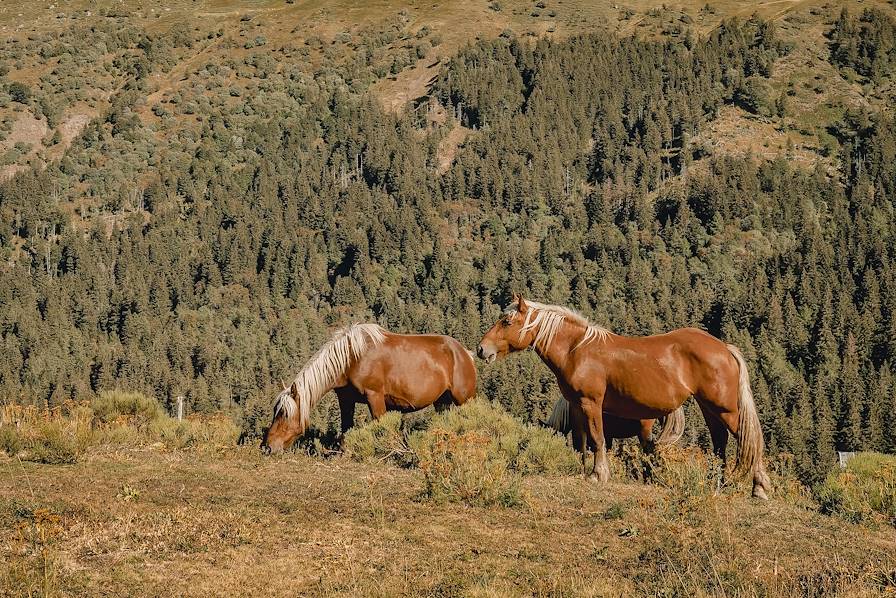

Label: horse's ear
[290,381,299,399]
[518,294,528,313]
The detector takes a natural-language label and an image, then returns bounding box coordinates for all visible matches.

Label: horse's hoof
[752,486,769,500]
[588,474,603,483]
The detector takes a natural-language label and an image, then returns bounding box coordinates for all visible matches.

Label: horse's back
[351,331,474,407]
[664,327,737,373]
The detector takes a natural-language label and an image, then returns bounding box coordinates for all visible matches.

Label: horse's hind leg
[569,400,589,474]
[697,403,729,491]
[637,419,657,480]
[715,409,771,499]
[434,391,454,413]
[698,404,729,465]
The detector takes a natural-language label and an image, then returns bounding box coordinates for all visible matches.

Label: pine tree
[837,333,865,451]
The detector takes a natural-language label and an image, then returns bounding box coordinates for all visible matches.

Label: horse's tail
[727,344,770,497]
[655,406,685,445]
[545,397,570,434]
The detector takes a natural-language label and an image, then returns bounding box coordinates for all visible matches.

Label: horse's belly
[384,394,433,412]
[381,373,448,410]
[603,383,688,419]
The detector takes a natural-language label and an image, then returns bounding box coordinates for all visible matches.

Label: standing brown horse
[478,296,771,499]
[262,323,477,453]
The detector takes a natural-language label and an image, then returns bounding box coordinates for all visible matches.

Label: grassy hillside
[3,446,896,596]
[2,400,895,596]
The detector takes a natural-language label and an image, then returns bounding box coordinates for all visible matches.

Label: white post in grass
[176,396,185,422]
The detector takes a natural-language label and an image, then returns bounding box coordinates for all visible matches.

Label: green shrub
[7,81,31,104]
[816,452,896,527]
[422,398,579,475]
[342,412,412,465]
[341,399,577,506]
[342,399,578,475]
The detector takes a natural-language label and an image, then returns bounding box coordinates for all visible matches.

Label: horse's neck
[533,320,587,376]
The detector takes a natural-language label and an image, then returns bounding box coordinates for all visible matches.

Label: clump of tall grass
[0,392,239,463]
[90,390,166,427]
[0,402,93,464]
[650,446,725,499]
[815,452,896,527]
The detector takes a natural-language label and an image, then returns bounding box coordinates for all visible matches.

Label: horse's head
[260,381,304,454]
[477,294,536,363]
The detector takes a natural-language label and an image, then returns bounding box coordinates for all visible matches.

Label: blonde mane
[273,323,387,428]
[506,300,610,352]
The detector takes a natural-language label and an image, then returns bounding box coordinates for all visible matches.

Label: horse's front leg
[335,387,357,448]
[569,400,588,475]
[364,389,387,419]
[581,395,610,482]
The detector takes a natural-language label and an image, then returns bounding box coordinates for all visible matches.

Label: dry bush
[651,445,725,499]
[415,398,580,475]
[415,428,521,507]
[0,402,92,464]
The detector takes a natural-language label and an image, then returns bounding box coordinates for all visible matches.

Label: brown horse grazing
[478,296,771,499]
[262,323,477,453]
[544,398,685,452]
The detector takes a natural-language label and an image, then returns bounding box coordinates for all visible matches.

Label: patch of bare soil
[437,123,471,174]
[0,110,47,180]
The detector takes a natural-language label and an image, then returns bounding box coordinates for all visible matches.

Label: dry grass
[0,394,239,464]
[816,452,896,528]
[1,438,895,596]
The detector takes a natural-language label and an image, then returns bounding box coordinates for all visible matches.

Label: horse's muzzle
[477,345,497,364]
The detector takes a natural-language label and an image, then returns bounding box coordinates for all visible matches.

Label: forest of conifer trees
[1,10,895,486]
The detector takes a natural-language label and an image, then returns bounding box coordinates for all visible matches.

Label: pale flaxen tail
[654,406,685,445]
[546,397,570,433]
[727,343,771,499]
